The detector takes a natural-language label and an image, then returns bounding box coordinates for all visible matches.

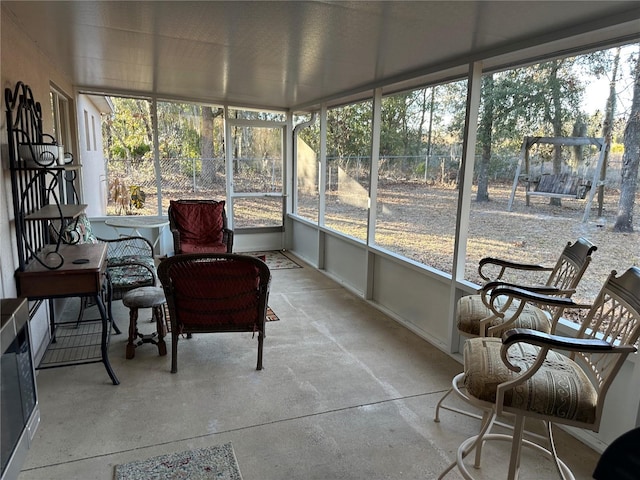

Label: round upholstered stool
[122,286,167,359]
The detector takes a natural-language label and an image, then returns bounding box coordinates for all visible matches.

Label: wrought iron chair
[168,199,233,254]
[439,267,640,480]
[55,214,157,333]
[435,238,597,422]
[158,253,271,373]
[101,235,157,328]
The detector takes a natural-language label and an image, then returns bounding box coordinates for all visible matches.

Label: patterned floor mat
[243,250,302,270]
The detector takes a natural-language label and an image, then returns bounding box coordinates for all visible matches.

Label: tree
[327,101,373,160]
[104,98,153,161]
[613,45,640,232]
[380,94,411,156]
[476,75,495,201]
[598,47,621,216]
[537,59,583,205]
[200,106,224,188]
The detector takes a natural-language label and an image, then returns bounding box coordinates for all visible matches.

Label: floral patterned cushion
[107,255,156,291]
[61,213,98,244]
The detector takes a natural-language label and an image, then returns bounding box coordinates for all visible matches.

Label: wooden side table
[123,286,167,359]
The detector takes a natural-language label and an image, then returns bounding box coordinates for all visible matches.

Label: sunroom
[2,2,640,479]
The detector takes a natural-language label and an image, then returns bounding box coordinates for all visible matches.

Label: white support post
[449,61,482,354]
[366,88,382,300]
[224,106,234,230]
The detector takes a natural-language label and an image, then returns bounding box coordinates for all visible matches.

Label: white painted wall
[1,5,77,359]
[76,95,109,217]
[288,218,321,267]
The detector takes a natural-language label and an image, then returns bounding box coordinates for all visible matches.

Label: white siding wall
[1,6,77,354]
[77,96,108,217]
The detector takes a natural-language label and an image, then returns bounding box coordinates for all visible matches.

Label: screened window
[294,115,320,223]
[102,96,155,215]
[465,43,640,306]
[230,124,284,228]
[374,81,467,274]
[157,101,226,209]
[324,100,373,241]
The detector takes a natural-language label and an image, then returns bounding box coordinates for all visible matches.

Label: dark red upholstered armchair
[168,199,234,254]
[157,253,271,373]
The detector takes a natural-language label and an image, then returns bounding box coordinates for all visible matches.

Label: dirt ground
[370,182,640,305]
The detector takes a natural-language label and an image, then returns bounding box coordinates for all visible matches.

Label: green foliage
[298,122,319,152]
[327,101,373,159]
[104,98,153,160]
[157,102,207,159]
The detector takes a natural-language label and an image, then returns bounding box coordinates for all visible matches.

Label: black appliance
[1,298,40,480]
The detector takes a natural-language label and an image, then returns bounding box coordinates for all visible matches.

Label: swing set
[507,136,608,222]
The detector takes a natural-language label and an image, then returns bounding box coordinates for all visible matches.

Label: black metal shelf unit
[5,81,84,271]
[6,81,119,385]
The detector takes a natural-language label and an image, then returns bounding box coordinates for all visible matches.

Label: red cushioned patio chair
[168,199,234,254]
[158,253,271,373]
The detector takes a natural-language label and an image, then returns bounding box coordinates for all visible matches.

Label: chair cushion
[457,294,552,336]
[61,213,98,244]
[170,201,225,246]
[107,255,156,290]
[179,242,228,254]
[463,336,597,424]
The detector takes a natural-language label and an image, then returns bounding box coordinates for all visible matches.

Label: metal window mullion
[368,88,381,247]
[453,61,482,280]
[365,88,382,300]
[318,104,328,227]
[151,98,162,216]
[224,106,235,230]
[282,120,289,227]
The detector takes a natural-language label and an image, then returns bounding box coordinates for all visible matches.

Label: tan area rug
[114,442,242,479]
[243,250,302,270]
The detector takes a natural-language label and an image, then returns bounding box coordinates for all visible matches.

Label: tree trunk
[550,60,564,206]
[613,46,640,232]
[570,116,586,168]
[417,89,427,157]
[424,88,435,182]
[599,47,620,216]
[201,106,215,188]
[476,75,494,202]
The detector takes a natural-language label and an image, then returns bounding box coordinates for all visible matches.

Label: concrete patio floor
[18,253,600,480]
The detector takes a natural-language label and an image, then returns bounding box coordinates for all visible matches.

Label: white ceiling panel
[3,1,639,110]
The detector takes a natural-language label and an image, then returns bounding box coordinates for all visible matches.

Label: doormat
[114,442,242,480]
[244,250,302,270]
